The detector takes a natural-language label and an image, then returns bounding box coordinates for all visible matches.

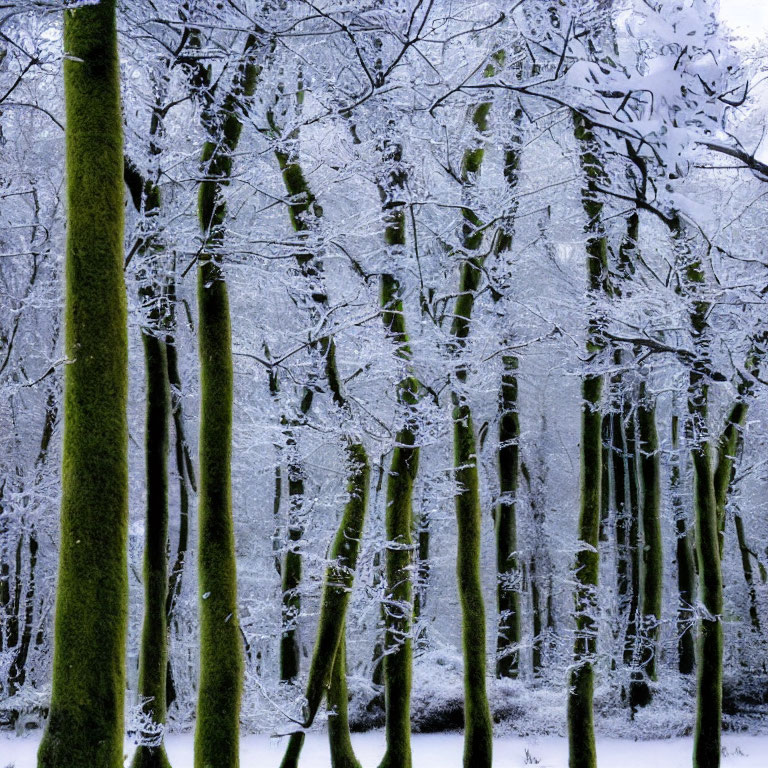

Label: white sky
[719,0,768,44]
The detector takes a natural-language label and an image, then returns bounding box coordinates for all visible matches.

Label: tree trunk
[734,513,761,632]
[675,216,723,768]
[376,135,420,768]
[279,444,370,768]
[496,355,521,678]
[328,625,363,768]
[193,32,259,768]
[567,110,607,768]
[132,333,172,768]
[37,3,128,765]
[446,53,506,768]
[671,414,696,676]
[629,383,662,709]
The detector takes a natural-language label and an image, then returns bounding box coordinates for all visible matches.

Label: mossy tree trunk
[132,330,172,768]
[674,217,723,768]
[376,135,420,768]
[447,54,507,768]
[273,115,368,768]
[567,111,609,768]
[37,3,128,766]
[328,624,363,768]
[279,445,370,768]
[193,32,259,768]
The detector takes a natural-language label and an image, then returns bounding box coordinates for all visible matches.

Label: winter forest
[2,0,768,767]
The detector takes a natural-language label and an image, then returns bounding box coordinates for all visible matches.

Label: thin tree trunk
[566,109,609,768]
[496,355,521,678]
[37,3,128,765]
[8,391,57,699]
[132,332,172,768]
[278,445,370,768]
[622,407,641,672]
[377,135,419,768]
[733,513,761,632]
[630,382,662,709]
[671,414,696,675]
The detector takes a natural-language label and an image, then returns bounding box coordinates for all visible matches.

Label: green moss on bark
[328,627,363,768]
[279,444,370,768]
[568,110,607,768]
[193,35,259,768]
[453,402,494,768]
[37,3,128,766]
[377,166,419,768]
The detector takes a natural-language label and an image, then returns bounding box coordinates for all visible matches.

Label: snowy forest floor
[2,732,768,767]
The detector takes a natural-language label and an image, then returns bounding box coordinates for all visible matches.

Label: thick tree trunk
[193,33,258,768]
[328,626,363,768]
[691,440,722,768]
[37,3,128,766]
[132,333,172,768]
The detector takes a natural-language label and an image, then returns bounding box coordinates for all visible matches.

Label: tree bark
[37,3,128,765]
[671,414,697,675]
[193,32,259,768]
[629,382,662,709]
[279,445,370,768]
[496,355,522,678]
[132,332,172,768]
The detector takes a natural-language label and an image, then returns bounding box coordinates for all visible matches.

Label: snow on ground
[1,732,767,767]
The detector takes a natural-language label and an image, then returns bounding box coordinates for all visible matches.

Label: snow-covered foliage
[1,0,768,745]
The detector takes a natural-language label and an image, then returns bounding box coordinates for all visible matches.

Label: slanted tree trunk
[272,116,369,768]
[37,3,128,766]
[279,445,370,768]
